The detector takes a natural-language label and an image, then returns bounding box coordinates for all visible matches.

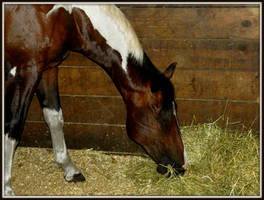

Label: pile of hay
[11,123,260,196]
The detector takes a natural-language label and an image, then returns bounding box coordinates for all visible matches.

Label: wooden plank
[58,66,120,96]
[61,39,259,71]
[142,39,259,71]
[27,96,126,124]
[231,39,260,70]
[120,7,259,40]
[22,122,143,153]
[61,52,96,67]
[142,39,232,70]
[56,67,259,101]
[172,70,259,101]
[27,96,259,130]
[22,100,259,150]
[176,100,259,130]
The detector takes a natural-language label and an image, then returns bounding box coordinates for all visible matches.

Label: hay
[11,123,260,196]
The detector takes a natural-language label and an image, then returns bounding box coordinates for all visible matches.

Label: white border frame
[2,1,262,199]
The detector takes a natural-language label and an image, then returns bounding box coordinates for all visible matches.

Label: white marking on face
[172,101,187,168]
[172,101,181,126]
[172,101,177,116]
[9,66,16,77]
[181,135,188,169]
[47,4,144,72]
[183,148,188,169]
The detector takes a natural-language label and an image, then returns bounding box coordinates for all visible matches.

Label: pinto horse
[4,4,187,195]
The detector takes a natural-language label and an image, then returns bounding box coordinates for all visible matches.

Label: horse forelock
[47,4,144,72]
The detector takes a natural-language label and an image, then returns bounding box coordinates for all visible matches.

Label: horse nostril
[179,167,185,175]
[173,166,185,175]
[157,164,186,176]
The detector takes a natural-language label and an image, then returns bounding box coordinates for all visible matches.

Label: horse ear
[164,62,177,79]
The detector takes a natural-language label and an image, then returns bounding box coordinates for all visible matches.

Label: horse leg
[36,67,85,182]
[4,64,40,196]
[4,135,18,196]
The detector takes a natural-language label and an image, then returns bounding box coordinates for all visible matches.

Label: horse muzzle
[156,163,186,176]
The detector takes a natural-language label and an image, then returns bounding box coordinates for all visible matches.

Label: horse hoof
[65,173,86,182]
[73,173,86,182]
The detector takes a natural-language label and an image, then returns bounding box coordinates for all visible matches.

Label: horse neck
[69,5,153,100]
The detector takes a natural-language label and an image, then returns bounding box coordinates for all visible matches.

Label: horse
[4,4,187,196]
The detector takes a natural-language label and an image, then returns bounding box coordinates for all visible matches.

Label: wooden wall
[22,4,260,152]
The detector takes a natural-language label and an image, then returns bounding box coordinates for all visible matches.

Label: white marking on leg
[172,101,177,116]
[4,134,18,196]
[47,4,143,72]
[9,66,17,77]
[43,108,67,163]
[182,137,188,169]
[172,101,181,128]
[172,101,187,168]
[43,108,82,181]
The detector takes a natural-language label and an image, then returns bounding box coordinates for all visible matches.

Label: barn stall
[7,3,260,196]
[21,4,260,152]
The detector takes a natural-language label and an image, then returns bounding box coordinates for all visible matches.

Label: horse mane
[101,5,144,64]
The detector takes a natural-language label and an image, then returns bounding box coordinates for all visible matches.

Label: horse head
[125,61,187,175]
